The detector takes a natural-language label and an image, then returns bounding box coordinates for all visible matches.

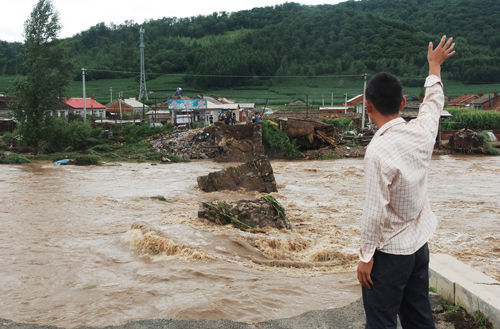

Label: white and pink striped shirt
[359,75,444,263]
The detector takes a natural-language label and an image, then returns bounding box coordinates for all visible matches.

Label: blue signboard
[168,99,207,110]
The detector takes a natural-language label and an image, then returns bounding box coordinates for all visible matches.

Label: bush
[74,154,101,166]
[262,120,302,159]
[118,123,174,144]
[0,152,31,164]
[1,131,19,149]
[42,119,106,153]
[322,117,353,132]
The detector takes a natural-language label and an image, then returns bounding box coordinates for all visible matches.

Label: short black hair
[365,72,403,116]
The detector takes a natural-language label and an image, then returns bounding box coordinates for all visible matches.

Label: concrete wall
[429,254,500,328]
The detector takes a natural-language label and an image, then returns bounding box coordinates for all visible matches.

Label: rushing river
[0,155,498,328]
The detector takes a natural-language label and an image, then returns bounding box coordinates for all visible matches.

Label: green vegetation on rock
[262,120,302,159]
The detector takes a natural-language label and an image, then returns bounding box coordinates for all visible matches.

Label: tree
[10,0,72,154]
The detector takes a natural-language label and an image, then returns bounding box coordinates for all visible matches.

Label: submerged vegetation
[0,152,31,164]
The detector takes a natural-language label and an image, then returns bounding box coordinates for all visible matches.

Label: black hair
[365,72,403,116]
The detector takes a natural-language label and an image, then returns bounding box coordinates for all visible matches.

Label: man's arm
[357,154,390,289]
[416,36,456,138]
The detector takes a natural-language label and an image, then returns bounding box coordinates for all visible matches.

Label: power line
[83,68,365,79]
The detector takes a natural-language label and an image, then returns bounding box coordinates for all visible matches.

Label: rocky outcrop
[198,195,291,231]
[197,157,277,193]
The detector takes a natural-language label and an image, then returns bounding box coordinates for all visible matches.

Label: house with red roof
[344,94,364,113]
[448,94,478,107]
[54,98,107,119]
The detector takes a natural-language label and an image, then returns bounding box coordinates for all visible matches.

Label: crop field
[1,74,499,108]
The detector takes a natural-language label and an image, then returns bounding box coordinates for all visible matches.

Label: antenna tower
[139,27,148,100]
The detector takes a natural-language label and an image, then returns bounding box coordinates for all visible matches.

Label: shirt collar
[373,117,406,138]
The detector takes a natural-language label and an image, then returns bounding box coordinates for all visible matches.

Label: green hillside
[0,0,499,99]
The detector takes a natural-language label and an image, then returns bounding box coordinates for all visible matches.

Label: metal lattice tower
[139,27,148,100]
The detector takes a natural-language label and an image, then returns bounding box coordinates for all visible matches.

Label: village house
[448,94,478,107]
[287,99,308,107]
[106,98,150,118]
[146,101,171,125]
[345,94,364,113]
[54,98,106,119]
[471,93,500,110]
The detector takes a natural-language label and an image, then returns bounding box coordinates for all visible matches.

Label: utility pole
[344,93,347,107]
[139,27,148,101]
[82,68,87,123]
[110,87,113,103]
[119,91,123,123]
[322,95,325,106]
[331,92,333,106]
[306,94,309,119]
[362,72,367,129]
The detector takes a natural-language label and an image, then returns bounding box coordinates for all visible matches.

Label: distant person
[174,87,183,97]
[357,35,455,329]
[209,114,214,125]
[231,111,236,125]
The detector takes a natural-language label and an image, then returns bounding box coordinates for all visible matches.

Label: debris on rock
[197,156,277,193]
[198,195,291,231]
[278,118,340,149]
[448,129,483,153]
[149,123,264,162]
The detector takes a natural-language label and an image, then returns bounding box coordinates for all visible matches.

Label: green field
[2,74,500,108]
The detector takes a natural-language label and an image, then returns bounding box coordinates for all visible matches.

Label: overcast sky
[1,0,346,42]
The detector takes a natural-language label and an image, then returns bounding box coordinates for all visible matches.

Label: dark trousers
[362,243,435,329]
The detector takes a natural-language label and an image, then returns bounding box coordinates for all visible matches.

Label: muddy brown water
[0,155,498,328]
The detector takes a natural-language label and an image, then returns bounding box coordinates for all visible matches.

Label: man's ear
[366,99,374,114]
[399,96,406,112]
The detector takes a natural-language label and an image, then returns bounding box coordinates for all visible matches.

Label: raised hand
[427,35,456,78]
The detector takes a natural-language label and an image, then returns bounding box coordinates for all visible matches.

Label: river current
[0,155,498,327]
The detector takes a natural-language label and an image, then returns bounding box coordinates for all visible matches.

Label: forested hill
[1,0,499,88]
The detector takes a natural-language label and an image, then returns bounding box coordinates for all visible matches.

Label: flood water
[0,155,498,328]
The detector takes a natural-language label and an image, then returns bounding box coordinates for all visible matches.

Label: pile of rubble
[149,123,264,162]
[448,129,483,153]
[279,118,339,149]
[149,126,220,160]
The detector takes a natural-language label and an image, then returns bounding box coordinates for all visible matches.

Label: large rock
[197,157,277,193]
[198,196,291,231]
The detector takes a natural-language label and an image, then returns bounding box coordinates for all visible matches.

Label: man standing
[357,36,456,329]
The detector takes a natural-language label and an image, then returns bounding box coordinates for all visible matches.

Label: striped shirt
[359,75,443,263]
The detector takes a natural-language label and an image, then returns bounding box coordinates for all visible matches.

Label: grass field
[1,74,499,108]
